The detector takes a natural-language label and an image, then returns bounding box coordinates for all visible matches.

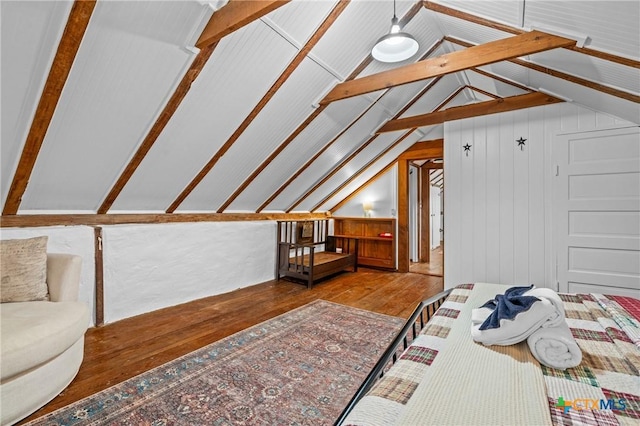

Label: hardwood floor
[409,244,444,276]
[22,269,443,423]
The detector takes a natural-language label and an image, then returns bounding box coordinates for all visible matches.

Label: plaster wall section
[101,221,276,323]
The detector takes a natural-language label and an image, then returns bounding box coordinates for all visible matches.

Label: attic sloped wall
[444,101,636,291]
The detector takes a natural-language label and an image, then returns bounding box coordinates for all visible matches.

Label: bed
[276,220,358,288]
[336,282,640,425]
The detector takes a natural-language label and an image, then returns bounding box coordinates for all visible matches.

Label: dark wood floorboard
[22,269,443,422]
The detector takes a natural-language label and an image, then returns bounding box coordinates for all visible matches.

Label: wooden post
[397,159,410,272]
[93,226,104,326]
[420,165,431,262]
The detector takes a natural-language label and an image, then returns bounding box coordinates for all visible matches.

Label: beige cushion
[0,301,89,380]
[0,236,49,302]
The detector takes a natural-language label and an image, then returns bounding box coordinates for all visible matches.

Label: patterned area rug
[27,300,403,425]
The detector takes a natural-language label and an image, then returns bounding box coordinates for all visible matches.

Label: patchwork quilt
[342,283,640,426]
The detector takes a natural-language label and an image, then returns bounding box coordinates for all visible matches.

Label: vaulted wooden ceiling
[2,0,638,218]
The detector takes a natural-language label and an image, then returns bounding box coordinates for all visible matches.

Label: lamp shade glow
[371,14,419,63]
[372,32,419,62]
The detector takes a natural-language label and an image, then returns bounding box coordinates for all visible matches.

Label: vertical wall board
[444,121,461,285]
[528,107,546,287]
[513,110,530,284]
[485,116,501,281]
[0,226,96,326]
[498,112,515,285]
[472,116,487,282]
[444,102,636,290]
[459,119,475,282]
[543,104,563,290]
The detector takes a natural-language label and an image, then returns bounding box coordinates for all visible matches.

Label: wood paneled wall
[443,102,635,289]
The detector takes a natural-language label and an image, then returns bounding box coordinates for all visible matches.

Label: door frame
[397,139,444,272]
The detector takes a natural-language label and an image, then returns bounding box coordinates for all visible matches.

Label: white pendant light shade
[372,32,419,63]
[371,7,419,63]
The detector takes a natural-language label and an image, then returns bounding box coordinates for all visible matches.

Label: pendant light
[371,0,419,63]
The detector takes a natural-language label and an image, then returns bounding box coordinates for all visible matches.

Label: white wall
[444,102,635,290]
[332,165,398,218]
[0,226,96,324]
[2,221,276,325]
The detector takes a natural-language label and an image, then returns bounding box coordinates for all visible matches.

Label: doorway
[409,160,444,276]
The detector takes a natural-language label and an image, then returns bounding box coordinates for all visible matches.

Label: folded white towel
[527,321,582,370]
[471,297,559,346]
[471,306,493,325]
[525,287,565,328]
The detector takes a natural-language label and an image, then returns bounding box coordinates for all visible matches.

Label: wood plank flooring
[21,269,443,423]
[410,244,444,276]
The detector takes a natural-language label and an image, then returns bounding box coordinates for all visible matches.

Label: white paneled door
[554,126,640,297]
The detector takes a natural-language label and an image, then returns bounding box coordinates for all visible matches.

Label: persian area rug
[27,300,404,426]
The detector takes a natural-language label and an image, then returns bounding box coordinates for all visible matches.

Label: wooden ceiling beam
[196,0,290,49]
[2,1,96,215]
[379,92,563,133]
[168,0,351,213]
[319,30,575,105]
[423,163,443,170]
[447,37,640,104]
[424,1,640,69]
[328,138,444,212]
[471,68,533,92]
[282,101,381,213]
[98,44,217,214]
[311,131,418,212]
[0,212,330,228]
[214,0,351,213]
[286,75,443,213]
[469,86,501,100]
[399,140,444,160]
[256,1,425,213]
[329,161,396,214]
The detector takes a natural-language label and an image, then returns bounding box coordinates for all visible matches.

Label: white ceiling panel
[285,100,394,205]
[20,1,206,211]
[478,61,532,91]
[1,0,72,209]
[314,130,426,212]
[529,70,640,125]
[110,19,298,211]
[230,96,372,212]
[529,50,639,95]
[466,70,528,98]
[524,1,639,60]
[297,130,408,211]
[264,0,339,47]
[266,98,396,210]
[435,12,514,45]
[398,74,463,117]
[433,0,524,27]
[178,58,337,211]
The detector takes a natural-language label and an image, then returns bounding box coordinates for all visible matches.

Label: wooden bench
[276,220,358,288]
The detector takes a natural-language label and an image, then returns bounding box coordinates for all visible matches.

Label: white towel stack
[471,286,582,370]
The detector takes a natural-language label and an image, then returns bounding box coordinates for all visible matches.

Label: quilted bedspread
[342,283,640,426]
